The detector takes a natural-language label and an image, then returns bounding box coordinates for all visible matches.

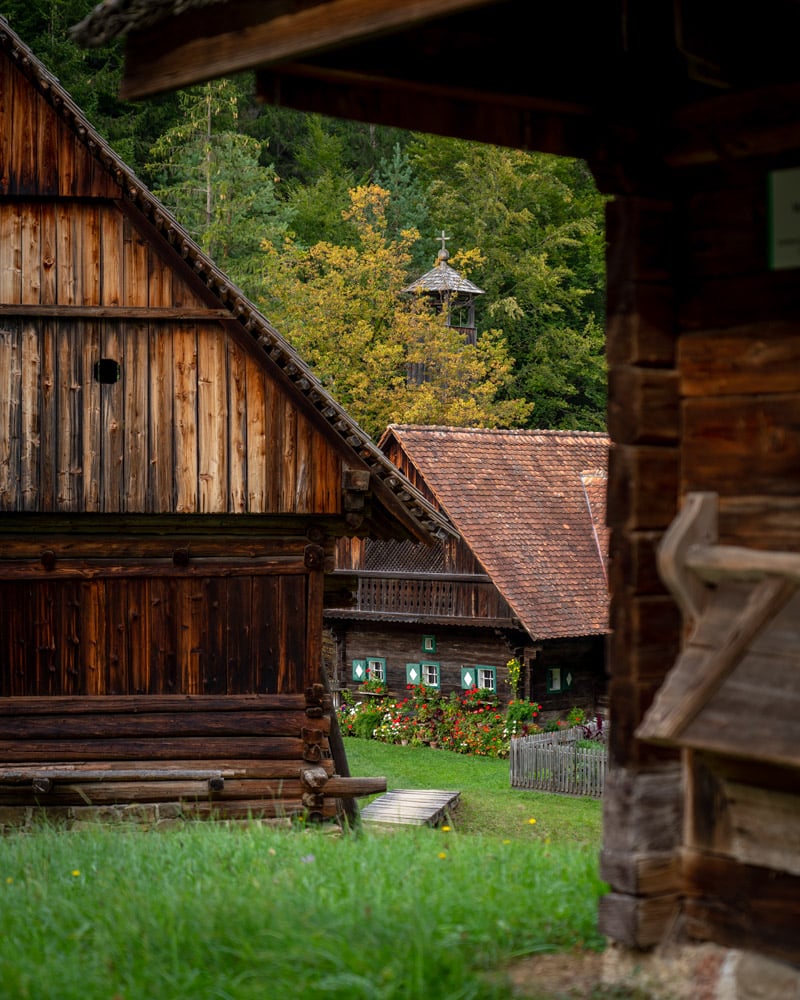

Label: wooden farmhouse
[0,21,456,827]
[327,425,609,717]
[71,0,800,992]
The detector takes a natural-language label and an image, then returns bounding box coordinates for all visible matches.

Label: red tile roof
[381,426,610,640]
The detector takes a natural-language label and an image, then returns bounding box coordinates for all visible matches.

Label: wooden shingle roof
[381,425,610,640]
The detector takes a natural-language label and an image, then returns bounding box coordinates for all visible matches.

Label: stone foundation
[602,942,800,999]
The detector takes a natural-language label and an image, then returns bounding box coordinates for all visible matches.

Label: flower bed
[338,685,543,759]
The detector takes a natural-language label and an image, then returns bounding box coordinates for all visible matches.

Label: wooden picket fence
[509,728,607,798]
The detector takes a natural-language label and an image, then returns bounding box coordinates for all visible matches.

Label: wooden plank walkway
[360,788,460,826]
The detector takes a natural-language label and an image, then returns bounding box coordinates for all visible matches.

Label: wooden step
[360,788,460,826]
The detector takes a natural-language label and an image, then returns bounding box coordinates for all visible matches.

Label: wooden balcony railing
[353,573,516,622]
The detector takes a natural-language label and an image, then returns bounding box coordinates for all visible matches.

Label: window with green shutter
[546,666,573,693]
[366,657,386,682]
[407,662,439,688]
[406,663,421,685]
[476,666,496,692]
[462,666,496,691]
[421,662,440,688]
[422,635,436,653]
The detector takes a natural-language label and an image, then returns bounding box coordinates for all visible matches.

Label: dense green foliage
[5,4,608,434]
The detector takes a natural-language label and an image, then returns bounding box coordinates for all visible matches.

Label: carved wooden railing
[354,573,517,622]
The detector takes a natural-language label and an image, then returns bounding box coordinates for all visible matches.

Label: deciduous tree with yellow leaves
[259,185,532,440]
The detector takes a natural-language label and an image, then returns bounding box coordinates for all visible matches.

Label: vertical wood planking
[82,321,101,511]
[0,205,23,303]
[228,339,248,512]
[149,577,178,693]
[0,584,11,696]
[20,203,40,304]
[39,320,56,511]
[35,582,57,696]
[179,578,204,694]
[147,245,172,511]
[9,582,32,695]
[201,577,227,693]
[306,568,324,687]
[81,580,106,695]
[56,320,82,509]
[245,353,267,511]
[0,53,10,195]
[100,321,123,510]
[36,83,58,195]
[277,575,305,693]
[197,327,228,512]
[100,204,122,306]
[122,215,149,307]
[226,576,252,692]
[9,62,35,194]
[40,202,57,305]
[56,202,78,304]
[174,327,198,513]
[106,578,129,695]
[252,575,278,693]
[127,577,149,694]
[60,580,81,696]
[0,323,19,509]
[320,430,341,513]
[121,218,150,513]
[56,118,78,197]
[81,204,101,305]
[265,374,282,511]
[148,243,173,308]
[124,322,148,511]
[296,410,312,512]
[149,324,174,511]
[281,397,297,512]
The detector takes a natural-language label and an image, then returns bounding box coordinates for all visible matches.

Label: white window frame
[476,666,496,692]
[366,657,386,683]
[421,661,440,689]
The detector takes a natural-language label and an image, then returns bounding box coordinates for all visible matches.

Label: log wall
[0,690,385,826]
[333,621,517,703]
[600,151,800,960]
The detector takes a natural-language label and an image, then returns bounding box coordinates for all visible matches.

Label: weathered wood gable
[0,23,455,824]
[1,53,339,518]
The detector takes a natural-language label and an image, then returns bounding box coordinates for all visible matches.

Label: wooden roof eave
[0,20,455,546]
[71,0,500,98]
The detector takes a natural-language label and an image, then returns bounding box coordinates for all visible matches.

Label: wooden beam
[0,305,231,319]
[119,0,498,100]
[657,491,718,626]
[256,63,601,160]
[641,574,797,743]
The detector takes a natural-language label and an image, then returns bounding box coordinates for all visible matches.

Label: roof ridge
[388,424,609,438]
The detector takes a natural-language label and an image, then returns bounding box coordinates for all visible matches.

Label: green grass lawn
[343,737,603,843]
[0,743,608,1000]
